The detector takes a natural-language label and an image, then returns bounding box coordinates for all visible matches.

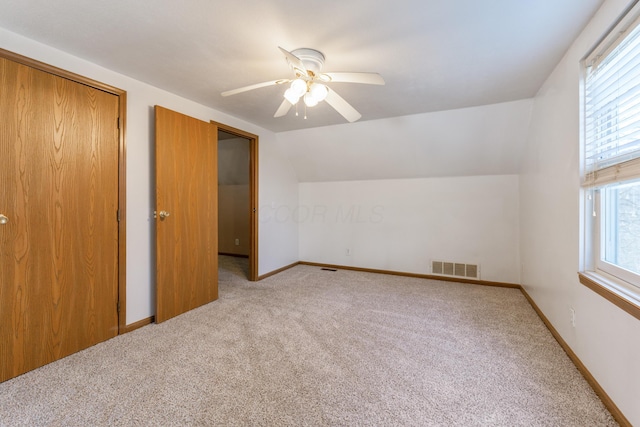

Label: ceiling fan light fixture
[284,88,301,105]
[309,83,328,102]
[290,79,307,97]
[303,92,319,107]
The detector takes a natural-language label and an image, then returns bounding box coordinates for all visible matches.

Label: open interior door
[154,106,218,323]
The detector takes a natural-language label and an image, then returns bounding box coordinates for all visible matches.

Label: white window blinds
[583,4,640,187]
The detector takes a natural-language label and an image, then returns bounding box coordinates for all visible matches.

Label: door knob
[0,214,8,225]
[158,210,170,220]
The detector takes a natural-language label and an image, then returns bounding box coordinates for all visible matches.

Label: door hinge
[117,209,121,222]
[117,301,121,313]
[117,117,121,129]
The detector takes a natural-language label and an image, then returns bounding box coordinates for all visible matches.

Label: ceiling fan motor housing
[291,48,325,76]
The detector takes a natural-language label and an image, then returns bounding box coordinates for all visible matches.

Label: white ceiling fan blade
[323,72,385,85]
[221,79,289,97]
[274,99,292,117]
[278,46,307,75]
[324,88,362,122]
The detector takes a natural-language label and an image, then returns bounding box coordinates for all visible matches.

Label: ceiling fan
[221,47,385,122]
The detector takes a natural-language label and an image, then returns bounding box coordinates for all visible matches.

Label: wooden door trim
[0,48,128,333]
[211,120,259,281]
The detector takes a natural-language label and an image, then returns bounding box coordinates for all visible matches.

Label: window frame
[580,1,640,320]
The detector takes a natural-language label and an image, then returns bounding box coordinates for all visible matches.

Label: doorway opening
[214,121,258,281]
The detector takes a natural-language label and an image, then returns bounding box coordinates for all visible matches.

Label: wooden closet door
[155,106,218,323]
[0,57,120,382]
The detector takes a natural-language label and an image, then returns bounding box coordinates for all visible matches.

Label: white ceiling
[0,0,603,133]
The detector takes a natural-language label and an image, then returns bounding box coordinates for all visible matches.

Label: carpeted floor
[0,256,617,426]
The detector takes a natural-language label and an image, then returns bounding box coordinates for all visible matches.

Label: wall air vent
[431,260,480,279]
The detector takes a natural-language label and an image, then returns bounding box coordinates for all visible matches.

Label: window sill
[578,271,640,321]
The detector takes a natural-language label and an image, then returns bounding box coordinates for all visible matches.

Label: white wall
[520,0,640,424]
[218,137,250,185]
[299,175,520,283]
[0,28,299,325]
[218,185,250,255]
[278,100,531,284]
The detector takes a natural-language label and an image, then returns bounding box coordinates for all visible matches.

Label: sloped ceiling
[277,99,534,182]
[0,0,603,132]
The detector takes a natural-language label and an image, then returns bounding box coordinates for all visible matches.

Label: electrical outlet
[235,238,240,246]
[570,307,576,327]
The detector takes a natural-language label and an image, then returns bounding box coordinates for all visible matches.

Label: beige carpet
[0,256,617,426]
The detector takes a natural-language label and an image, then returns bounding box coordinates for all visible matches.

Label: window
[598,180,640,281]
[581,2,640,316]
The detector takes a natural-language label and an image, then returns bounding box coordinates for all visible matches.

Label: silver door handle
[0,214,8,225]
[158,210,170,220]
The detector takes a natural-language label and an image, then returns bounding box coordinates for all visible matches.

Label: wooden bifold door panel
[0,56,120,382]
[155,106,218,323]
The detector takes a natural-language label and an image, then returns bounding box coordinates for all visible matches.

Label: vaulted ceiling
[0,0,604,132]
